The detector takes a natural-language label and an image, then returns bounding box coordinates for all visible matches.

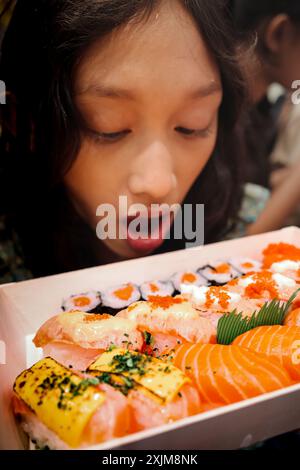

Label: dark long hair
[231,0,300,32]
[0,0,246,277]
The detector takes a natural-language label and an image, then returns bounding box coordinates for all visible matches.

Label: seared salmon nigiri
[233,325,300,380]
[13,357,131,449]
[87,348,201,432]
[171,343,293,407]
[117,296,216,346]
[33,311,144,369]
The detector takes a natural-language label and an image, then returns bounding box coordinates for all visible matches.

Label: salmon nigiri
[117,296,216,345]
[233,325,300,380]
[87,348,202,432]
[13,357,131,449]
[33,311,144,369]
[172,343,293,407]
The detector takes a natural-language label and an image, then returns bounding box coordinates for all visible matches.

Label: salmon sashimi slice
[117,296,216,344]
[33,311,144,351]
[172,343,293,406]
[284,309,300,327]
[233,325,300,380]
[128,382,201,432]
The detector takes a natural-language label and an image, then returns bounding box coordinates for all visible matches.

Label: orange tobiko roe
[244,271,279,299]
[148,295,185,309]
[83,313,111,322]
[204,286,231,309]
[245,282,279,299]
[263,243,300,268]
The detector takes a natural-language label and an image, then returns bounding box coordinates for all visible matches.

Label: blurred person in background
[229,0,300,236]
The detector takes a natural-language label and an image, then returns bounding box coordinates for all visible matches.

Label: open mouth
[125,211,174,253]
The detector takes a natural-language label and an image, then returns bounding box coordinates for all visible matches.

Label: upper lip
[125,206,176,219]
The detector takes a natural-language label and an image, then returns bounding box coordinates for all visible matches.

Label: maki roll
[140,280,174,300]
[62,291,102,313]
[171,270,209,294]
[229,257,262,275]
[199,260,239,285]
[101,283,141,315]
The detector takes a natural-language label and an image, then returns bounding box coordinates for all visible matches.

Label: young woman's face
[65,0,222,259]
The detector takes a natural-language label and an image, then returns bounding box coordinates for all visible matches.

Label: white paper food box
[1,227,300,450]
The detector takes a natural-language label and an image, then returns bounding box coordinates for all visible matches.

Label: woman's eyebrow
[76,81,221,100]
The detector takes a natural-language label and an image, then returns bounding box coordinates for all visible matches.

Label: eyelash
[90,125,213,144]
[175,126,213,138]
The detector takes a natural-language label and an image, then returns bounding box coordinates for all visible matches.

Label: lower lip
[126,215,172,254]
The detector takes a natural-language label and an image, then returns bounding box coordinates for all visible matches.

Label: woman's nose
[128,140,177,200]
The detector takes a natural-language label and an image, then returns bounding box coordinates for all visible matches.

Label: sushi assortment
[12,242,300,449]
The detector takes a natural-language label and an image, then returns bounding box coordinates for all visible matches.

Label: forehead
[74,0,221,98]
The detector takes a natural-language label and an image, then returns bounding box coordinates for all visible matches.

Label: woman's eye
[175,126,212,138]
[91,129,131,143]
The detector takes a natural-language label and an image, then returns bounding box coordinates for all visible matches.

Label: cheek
[176,127,218,189]
[64,139,125,220]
